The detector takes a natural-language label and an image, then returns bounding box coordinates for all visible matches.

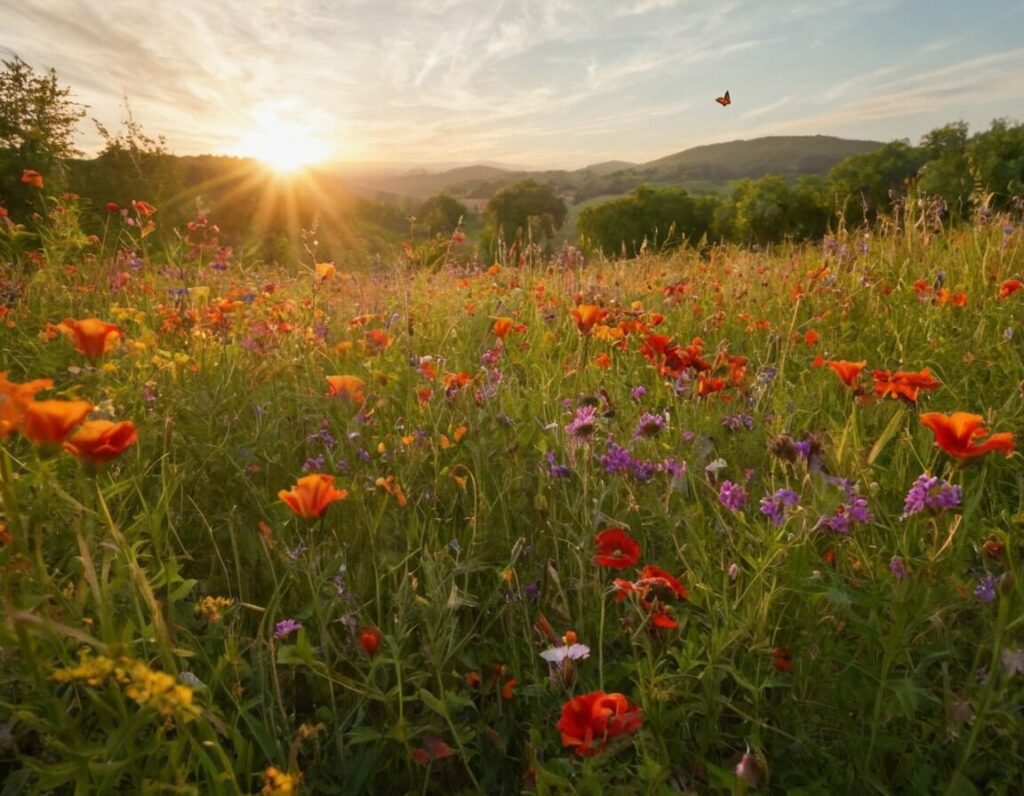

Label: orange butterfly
[715,90,731,107]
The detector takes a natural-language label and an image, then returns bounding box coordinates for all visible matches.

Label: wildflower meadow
[1,175,1022,794]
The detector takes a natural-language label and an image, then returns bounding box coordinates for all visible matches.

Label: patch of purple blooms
[901,474,962,520]
[565,405,599,438]
[722,413,755,432]
[599,442,684,483]
[545,451,572,479]
[718,480,749,512]
[633,412,667,439]
[759,488,800,525]
[820,478,871,535]
[889,555,907,580]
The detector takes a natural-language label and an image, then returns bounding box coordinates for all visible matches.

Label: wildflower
[410,737,457,766]
[278,473,348,519]
[21,399,92,445]
[314,262,335,280]
[492,316,513,339]
[540,631,591,666]
[722,413,754,432]
[326,375,365,404]
[593,528,641,569]
[54,318,122,362]
[919,412,1015,459]
[631,385,647,401]
[824,359,867,388]
[556,691,643,756]
[195,596,233,622]
[1001,648,1024,677]
[998,278,1022,299]
[759,488,800,525]
[571,304,608,335]
[872,368,942,402]
[262,766,300,795]
[274,619,303,639]
[63,420,137,463]
[734,750,765,788]
[718,480,748,513]
[901,473,962,519]
[565,405,599,438]
[358,626,381,656]
[0,373,54,438]
[704,457,728,479]
[974,575,997,604]
[771,646,792,673]
[375,475,407,507]
[21,169,43,188]
[131,199,156,218]
[888,555,907,580]
[301,455,325,473]
[633,412,667,439]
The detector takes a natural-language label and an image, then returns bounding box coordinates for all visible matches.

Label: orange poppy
[21,399,93,445]
[872,368,942,402]
[63,420,138,462]
[326,375,365,404]
[571,304,607,335]
[131,200,156,218]
[278,473,348,519]
[55,318,122,362]
[919,411,1015,459]
[0,373,53,438]
[314,262,336,281]
[492,316,513,340]
[375,475,407,507]
[21,169,44,189]
[825,359,867,388]
[556,691,643,757]
[999,278,1022,299]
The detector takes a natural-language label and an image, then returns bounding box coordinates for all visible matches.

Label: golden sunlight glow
[239,108,330,172]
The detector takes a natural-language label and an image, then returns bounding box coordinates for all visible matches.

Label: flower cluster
[901,473,962,519]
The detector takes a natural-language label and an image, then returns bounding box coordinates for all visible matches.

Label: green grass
[0,194,1022,794]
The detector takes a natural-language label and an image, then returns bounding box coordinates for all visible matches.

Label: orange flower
[492,316,513,340]
[593,352,612,370]
[999,278,1023,299]
[326,375,365,404]
[872,368,942,402]
[375,475,407,507]
[571,304,607,335]
[364,329,392,351]
[0,373,53,438]
[21,169,44,189]
[824,359,867,388]
[358,626,381,657]
[278,473,348,519]
[131,199,156,218]
[556,691,643,757]
[55,318,121,361]
[314,262,336,281]
[21,400,92,445]
[919,411,1015,459]
[63,420,138,462]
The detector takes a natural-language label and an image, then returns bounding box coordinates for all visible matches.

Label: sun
[239,109,330,173]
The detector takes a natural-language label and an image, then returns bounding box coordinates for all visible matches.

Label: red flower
[919,411,1015,459]
[21,399,92,445]
[358,626,381,657]
[636,564,688,601]
[131,199,156,218]
[825,359,867,388]
[771,646,792,673]
[557,691,643,756]
[872,368,942,402]
[410,737,456,766]
[55,317,122,362]
[492,316,513,340]
[593,528,641,569]
[21,169,44,189]
[105,202,120,213]
[571,304,607,335]
[999,278,1022,299]
[63,419,137,462]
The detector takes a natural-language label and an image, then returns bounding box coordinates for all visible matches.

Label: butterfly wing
[716,90,731,106]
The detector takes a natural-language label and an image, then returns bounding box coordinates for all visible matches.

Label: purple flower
[565,405,599,439]
[662,458,686,480]
[631,385,647,401]
[523,583,541,601]
[302,456,325,472]
[274,619,303,639]
[545,451,571,479]
[722,413,755,432]
[759,488,800,525]
[901,474,962,519]
[600,442,634,475]
[889,555,907,580]
[974,575,997,604]
[719,480,748,512]
[633,412,667,439]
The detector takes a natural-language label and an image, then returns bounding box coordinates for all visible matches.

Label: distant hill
[348,135,883,203]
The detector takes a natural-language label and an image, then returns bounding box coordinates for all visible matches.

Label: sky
[1,0,1023,170]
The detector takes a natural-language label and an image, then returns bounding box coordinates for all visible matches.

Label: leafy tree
[418,193,468,235]
[0,55,85,216]
[486,179,567,244]
[733,175,792,245]
[916,122,972,218]
[827,140,927,222]
[967,118,1024,209]
[578,185,714,255]
[790,175,831,239]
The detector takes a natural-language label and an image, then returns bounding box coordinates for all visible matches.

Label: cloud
[741,95,794,120]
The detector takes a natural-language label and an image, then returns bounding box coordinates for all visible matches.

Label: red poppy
[278,473,348,519]
[131,199,156,218]
[593,528,641,569]
[105,202,120,213]
[556,691,643,756]
[919,412,1015,459]
[771,646,792,673]
[636,564,689,601]
[410,737,456,766]
[63,419,137,462]
[21,169,44,189]
[872,368,942,402]
[825,359,867,388]
[999,278,1023,299]
[358,626,381,657]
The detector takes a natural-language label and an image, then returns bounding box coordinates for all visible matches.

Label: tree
[417,193,468,235]
[0,55,85,163]
[578,185,714,255]
[733,175,792,245]
[967,118,1024,209]
[486,180,567,244]
[827,140,927,222]
[916,122,972,218]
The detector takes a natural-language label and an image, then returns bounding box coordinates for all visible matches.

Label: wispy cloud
[741,95,794,120]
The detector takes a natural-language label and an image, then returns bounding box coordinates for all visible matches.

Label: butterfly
[715,90,731,107]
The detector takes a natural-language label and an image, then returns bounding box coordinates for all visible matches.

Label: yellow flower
[262,766,300,795]
[195,595,233,622]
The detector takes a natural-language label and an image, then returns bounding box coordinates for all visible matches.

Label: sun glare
[239,110,330,173]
